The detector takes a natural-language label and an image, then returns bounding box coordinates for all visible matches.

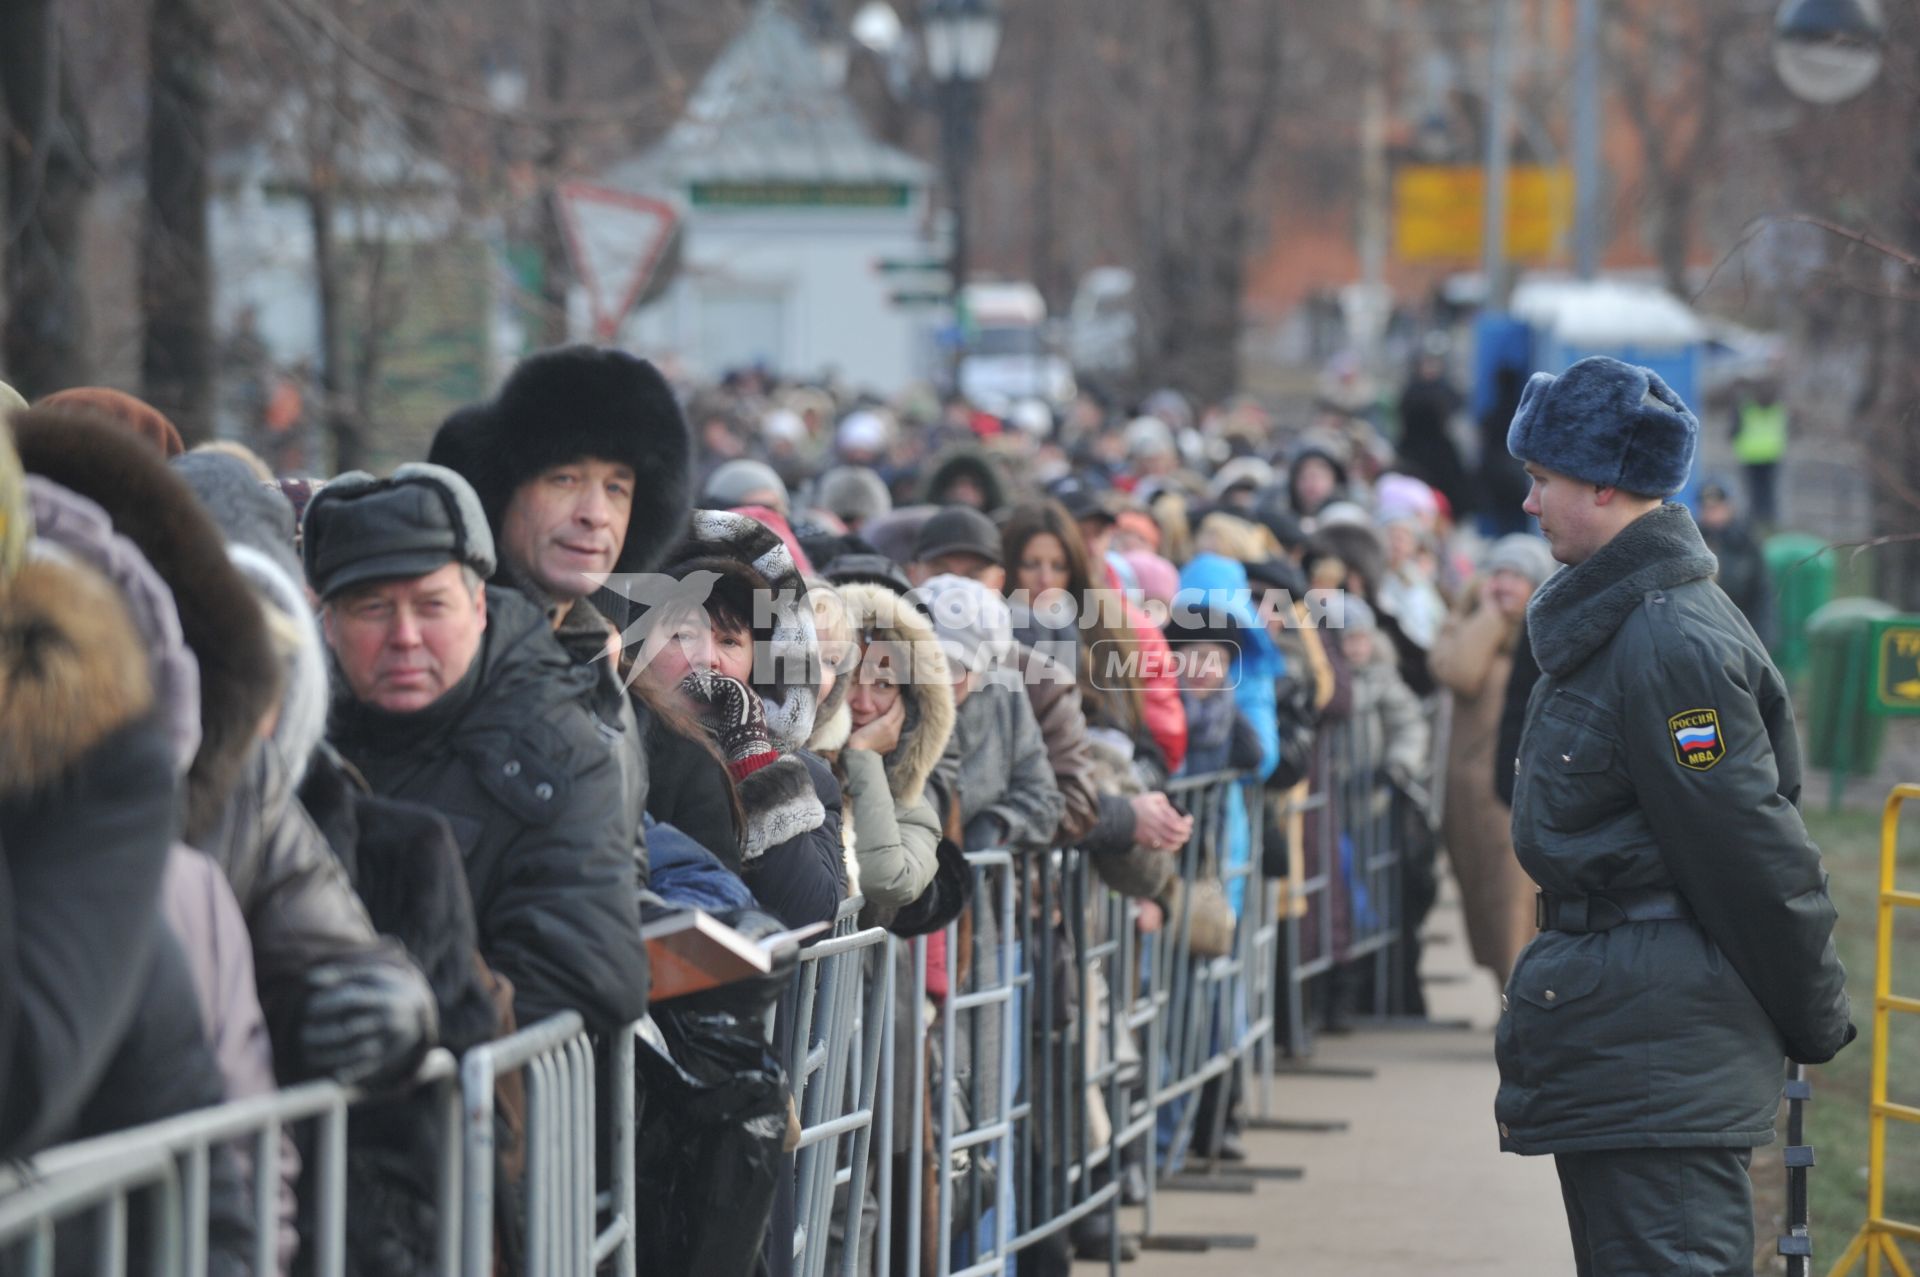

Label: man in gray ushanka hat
[1496,356,1852,1273]
[306,463,650,1031]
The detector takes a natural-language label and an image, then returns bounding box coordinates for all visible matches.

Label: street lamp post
[1768,6,1884,1275]
[923,0,1001,341]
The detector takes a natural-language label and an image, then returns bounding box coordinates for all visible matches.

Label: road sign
[1393,165,1572,263]
[555,182,680,341]
[1874,621,1920,713]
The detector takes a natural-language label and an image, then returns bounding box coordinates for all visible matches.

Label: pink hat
[1374,472,1439,524]
[1119,550,1180,609]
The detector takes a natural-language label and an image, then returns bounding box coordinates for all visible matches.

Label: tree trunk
[1653,170,1693,299]
[1879,46,1920,611]
[536,9,572,346]
[143,0,216,443]
[1153,202,1249,405]
[1142,0,1274,405]
[310,183,366,473]
[1,0,95,396]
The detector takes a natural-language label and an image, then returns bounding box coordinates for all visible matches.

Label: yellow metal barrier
[1829,783,1920,1277]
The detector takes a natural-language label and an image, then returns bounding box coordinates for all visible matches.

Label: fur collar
[736,752,826,859]
[809,699,852,753]
[831,581,956,809]
[1526,503,1717,677]
[13,409,279,840]
[0,557,155,796]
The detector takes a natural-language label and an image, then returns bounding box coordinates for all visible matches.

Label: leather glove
[681,670,777,776]
[300,960,438,1088]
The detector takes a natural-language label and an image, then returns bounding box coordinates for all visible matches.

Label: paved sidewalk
[1090,885,1574,1275]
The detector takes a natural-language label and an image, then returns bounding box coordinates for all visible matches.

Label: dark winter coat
[298,746,503,1277]
[1395,373,1473,516]
[1495,504,1852,1156]
[498,563,652,883]
[66,927,256,1277]
[644,711,743,871]
[0,550,251,1273]
[745,751,848,930]
[330,586,649,1031]
[197,742,428,1083]
[0,549,180,1158]
[1493,616,1539,808]
[1700,517,1774,648]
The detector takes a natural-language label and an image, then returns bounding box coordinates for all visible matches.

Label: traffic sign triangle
[555,182,680,340]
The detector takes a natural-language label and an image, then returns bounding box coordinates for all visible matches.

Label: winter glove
[681,670,778,779]
[299,959,437,1088]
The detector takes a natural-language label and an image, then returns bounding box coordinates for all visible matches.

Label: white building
[605,2,944,396]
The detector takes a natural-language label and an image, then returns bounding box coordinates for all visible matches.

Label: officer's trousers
[1553,1146,1754,1276]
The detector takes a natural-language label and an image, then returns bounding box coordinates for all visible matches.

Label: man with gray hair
[304,464,649,1031]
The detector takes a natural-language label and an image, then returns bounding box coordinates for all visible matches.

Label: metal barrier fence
[2,765,1410,1276]
[1281,718,1413,1057]
[0,1049,459,1277]
[773,899,892,1277]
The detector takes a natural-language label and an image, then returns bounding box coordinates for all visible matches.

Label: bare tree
[1130,0,1285,401]
[2,0,95,395]
[143,0,216,441]
[1603,0,1758,298]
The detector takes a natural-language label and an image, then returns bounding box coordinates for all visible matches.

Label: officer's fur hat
[1506,356,1698,499]
[430,345,692,575]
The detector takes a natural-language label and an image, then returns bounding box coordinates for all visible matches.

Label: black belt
[1535,888,1693,933]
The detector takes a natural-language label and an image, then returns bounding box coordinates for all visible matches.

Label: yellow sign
[1876,625,1920,711]
[1393,165,1573,263]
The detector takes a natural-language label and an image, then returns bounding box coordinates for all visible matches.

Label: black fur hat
[431,345,692,575]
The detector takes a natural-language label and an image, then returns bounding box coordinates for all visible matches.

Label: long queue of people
[0,347,1563,1276]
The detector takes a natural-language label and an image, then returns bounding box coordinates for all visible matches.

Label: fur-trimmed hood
[921,445,1010,515]
[229,544,330,787]
[830,580,955,809]
[12,406,280,840]
[27,476,203,777]
[0,554,155,797]
[661,510,820,750]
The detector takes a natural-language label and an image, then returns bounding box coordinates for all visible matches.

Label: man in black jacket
[306,463,648,1031]
[1499,357,1852,1274]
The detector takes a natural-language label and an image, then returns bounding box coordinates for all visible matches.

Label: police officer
[1497,356,1853,1275]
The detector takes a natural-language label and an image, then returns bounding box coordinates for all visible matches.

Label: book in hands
[642,910,831,1002]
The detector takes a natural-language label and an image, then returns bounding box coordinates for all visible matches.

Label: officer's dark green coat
[1495,503,1852,1155]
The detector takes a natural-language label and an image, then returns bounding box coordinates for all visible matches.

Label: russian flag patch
[1668,708,1725,771]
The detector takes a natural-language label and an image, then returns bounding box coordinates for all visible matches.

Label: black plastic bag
[632,1007,792,1277]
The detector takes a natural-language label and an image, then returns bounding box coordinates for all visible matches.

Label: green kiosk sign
[1821,614,1920,812]
[1875,620,1920,712]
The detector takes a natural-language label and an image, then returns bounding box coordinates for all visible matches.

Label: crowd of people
[0,344,1768,1276]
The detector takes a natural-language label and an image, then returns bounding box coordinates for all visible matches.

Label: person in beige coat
[1427,533,1556,985]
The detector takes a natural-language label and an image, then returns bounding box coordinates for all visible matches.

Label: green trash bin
[1766,532,1836,682]
[1804,597,1895,777]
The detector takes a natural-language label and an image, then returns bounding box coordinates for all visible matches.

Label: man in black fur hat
[430,345,694,868]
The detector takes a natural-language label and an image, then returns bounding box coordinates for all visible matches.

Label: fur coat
[1427,586,1536,984]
